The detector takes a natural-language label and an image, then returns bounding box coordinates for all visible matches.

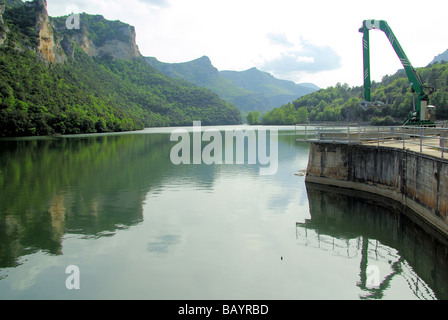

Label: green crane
[359,19,436,126]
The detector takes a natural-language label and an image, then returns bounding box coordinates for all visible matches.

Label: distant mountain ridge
[0,0,241,137]
[430,49,448,65]
[145,56,319,114]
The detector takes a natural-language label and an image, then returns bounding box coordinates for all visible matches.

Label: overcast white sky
[46,0,448,89]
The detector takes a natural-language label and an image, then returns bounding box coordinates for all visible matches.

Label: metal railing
[295,123,448,159]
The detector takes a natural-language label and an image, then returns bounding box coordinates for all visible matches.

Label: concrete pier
[305,142,448,243]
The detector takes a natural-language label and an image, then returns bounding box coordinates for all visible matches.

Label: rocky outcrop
[55,14,141,61]
[95,25,140,60]
[0,3,6,46]
[0,3,4,24]
[59,27,96,59]
[32,0,66,64]
[2,0,141,63]
[64,22,140,60]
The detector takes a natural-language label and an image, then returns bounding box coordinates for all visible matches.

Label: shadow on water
[299,182,448,300]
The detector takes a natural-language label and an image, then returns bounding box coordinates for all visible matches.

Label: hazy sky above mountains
[47,0,448,89]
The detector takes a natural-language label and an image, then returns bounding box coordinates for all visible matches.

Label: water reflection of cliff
[299,182,448,300]
[0,129,303,270]
[0,133,217,269]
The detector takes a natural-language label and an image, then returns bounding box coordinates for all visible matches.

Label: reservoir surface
[0,126,446,299]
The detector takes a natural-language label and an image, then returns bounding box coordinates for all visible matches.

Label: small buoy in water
[281,256,283,260]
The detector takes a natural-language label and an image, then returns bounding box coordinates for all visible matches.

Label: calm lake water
[0,125,447,300]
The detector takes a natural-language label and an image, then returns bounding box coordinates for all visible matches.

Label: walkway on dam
[295,124,448,160]
[363,136,445,158]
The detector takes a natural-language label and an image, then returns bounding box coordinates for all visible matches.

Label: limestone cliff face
[55,14,141,61]
[60,27,97,59]
[94,25,140,60]
[32,0,66,64]
[0,4,6,46]
[64,21,140,60]
[0,3,4,24]
[2,0,141,63]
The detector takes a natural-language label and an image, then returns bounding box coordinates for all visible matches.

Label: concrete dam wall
[305,142,448,242]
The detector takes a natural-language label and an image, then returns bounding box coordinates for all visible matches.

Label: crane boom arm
[359,20,435,125]
[359,20,426,100]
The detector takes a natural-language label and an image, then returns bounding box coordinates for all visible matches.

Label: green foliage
[260,62,448,125]
[146,56,318,114]
[52,14,133,48]
[261,103,309,125]
[0,8,242,137]
[246,111,260,125]
[2,0,40,47]
[4,0,24,8]
[370,116,400,126]
[0,46,142,136]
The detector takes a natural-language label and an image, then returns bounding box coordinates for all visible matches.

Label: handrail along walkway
[295,123,448,159]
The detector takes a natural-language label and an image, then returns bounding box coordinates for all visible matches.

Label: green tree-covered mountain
[0,0,241,137]
[145,56,319,115]
[261,60,448,125]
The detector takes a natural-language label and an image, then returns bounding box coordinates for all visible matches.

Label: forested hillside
[0,0,241,137]
[146,56,318,115]
[260,61,448,125]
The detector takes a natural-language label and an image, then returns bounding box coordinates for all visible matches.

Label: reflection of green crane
[359,20,436,126]
[299,183,439,300]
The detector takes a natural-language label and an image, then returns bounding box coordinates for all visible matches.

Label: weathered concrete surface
[305,142,448,240]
